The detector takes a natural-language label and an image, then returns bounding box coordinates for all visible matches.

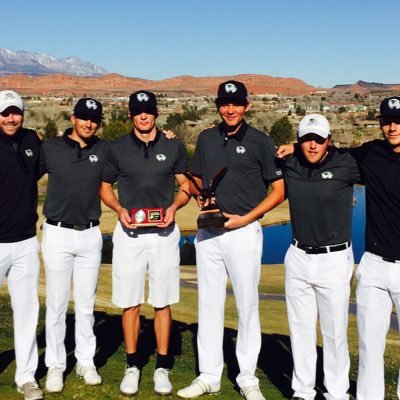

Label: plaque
[184,167,228,229]
[131,208,164,226]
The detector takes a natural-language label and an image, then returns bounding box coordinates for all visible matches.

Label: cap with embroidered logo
[298,114,330,139]
[74,97,103,122]
[216,80,248,106]
[129,91,158,116]
[378,97,400,118]
[73,98,102,122]
[0,90,24,113]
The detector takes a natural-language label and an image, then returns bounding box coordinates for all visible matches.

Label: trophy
[184,167,228,229]
[131,208,164,226]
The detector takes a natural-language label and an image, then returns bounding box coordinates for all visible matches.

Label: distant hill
[0,73,316,97]
[333,80,400,92]
[0,47,108,77]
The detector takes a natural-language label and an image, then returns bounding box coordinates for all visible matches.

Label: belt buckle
[73,224,87,231]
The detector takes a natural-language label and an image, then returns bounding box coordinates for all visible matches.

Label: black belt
[381,256,400,263]
[292,239,351,254]
[46,219,99,231]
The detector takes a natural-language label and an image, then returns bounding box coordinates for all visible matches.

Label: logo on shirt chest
[236,146,246,154]
[25,149,33,157]
[321,171,333,179]
[156,154,166,161]
[89,155,98,163]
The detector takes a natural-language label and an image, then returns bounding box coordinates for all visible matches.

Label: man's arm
[276,143,295,158]
[157,174,190,227]
[223,178,285,229]
[100,181,133,228]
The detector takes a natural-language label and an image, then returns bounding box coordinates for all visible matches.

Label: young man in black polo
[278,114,360,400]
[351,97,400,400]
[40,98,107,393]
[0,90,43,400]
[100,91,190,396]
[177,81,285,400]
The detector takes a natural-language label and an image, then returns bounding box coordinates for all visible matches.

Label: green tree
[43,118,58,138]
[295,105,306,116]
[164,113,186,130]
[269,116,294,146]
[366,109,377,120]
[338,106,347,114]
[101,119,131,141]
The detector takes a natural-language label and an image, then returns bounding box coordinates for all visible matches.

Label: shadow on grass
[1,310,356,399]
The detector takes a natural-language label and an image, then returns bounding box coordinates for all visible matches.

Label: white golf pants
[284,244,354,400]
[41,223,102,370]
[356,251,400,400]
[195,221,263,389]
[0,237,40,387]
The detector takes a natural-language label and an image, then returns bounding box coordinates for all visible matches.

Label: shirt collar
[129,128,161,147]
[62,128,99,149]
[218,120,248,141]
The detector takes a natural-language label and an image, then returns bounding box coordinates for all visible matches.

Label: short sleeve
[101,144,120,183]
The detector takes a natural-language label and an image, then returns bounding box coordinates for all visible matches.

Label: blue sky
[2,0,397,88]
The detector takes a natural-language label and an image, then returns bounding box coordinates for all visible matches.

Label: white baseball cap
[298,114,330,139]
[0,90,24,113]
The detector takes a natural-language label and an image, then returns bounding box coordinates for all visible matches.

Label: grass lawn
[1,264,400,399]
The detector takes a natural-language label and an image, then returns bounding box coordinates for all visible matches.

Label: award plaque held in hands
[131,208,164,226]
[184,167,228,229]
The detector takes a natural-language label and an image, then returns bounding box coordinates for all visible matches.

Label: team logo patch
[86,99,97,110]
[156,154,166,161]
[89,155,98,162]
[25,149,33,157]
[388,98,400,110]
[276,170,283,176]
[5,92,17,100]
[225,83,237,93]
[137,92,149,102]
[236,146,246,154]
[321,171,333,179]
[307,118,319,127]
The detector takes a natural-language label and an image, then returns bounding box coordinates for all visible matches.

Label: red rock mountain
[0,73,316,96]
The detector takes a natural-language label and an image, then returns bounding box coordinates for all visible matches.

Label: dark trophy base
[197,210,226,229]
[131,208,164,226]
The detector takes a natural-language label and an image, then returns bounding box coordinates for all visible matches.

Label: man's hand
[162,130,176,139]
[157,204,177,228]
[223,213,248,229]
[276,143,295,158]
[118,207,135,229]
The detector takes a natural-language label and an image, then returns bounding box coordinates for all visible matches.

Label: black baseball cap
[129,91,158,116]
[216,80,248,106]
[378,96,400,118]
[73,98,102,122]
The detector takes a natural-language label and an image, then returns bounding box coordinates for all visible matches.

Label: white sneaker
[45,366,64,393]
[76,364,102,385]
[120,366,140,395]
[240,386,266,400]
[177,377,220,398]
[154,368,173,395]
[17,381,44,400]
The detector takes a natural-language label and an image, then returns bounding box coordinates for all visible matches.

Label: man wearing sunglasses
[0,90,43,400]
[40,98,108,393]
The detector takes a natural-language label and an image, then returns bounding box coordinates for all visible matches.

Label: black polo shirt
[40,129,109,224]
[350,139,400,259]
[191,122,282,215]
[102,130,189,210]
[281,147,361,246]
[0,128,41,242]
